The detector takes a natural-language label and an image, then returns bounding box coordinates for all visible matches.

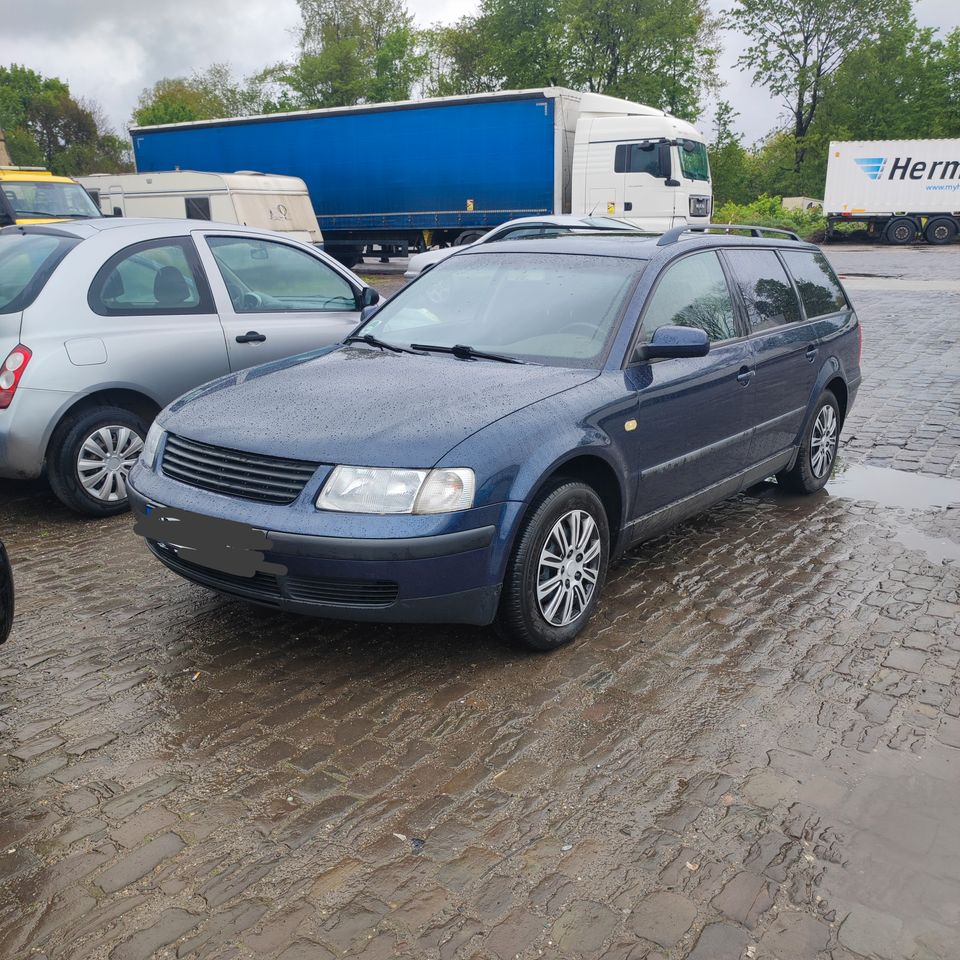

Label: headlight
[317,465,475,514]
[141,422,165,470]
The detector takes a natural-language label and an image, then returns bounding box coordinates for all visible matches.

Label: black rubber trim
[268,525,497,561]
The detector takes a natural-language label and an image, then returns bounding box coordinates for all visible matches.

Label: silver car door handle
[236,331,266,344]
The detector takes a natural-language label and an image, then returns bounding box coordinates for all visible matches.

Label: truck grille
[161,434,319,504]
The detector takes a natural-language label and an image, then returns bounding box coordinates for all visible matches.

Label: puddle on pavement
[826,463,960,510]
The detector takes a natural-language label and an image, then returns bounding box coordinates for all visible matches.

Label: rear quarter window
[0,234,79,313]
[782,250,849,318]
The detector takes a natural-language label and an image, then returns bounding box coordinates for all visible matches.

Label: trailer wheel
[885,217,917,245]
[924,218,957,245]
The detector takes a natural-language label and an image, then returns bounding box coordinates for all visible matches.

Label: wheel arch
[45,386,161,459]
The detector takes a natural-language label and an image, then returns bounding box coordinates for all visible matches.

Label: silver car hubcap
[77,426,143,502]
[536,509,602,627]
[810,405,837,478]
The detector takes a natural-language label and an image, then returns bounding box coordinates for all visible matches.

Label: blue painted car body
[128,233,861,627]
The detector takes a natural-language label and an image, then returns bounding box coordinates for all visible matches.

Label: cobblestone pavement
[1,245,958,960]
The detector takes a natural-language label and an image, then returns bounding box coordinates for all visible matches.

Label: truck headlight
[141,422,165,470]
[317,465,475,514]
[689,195,711,218]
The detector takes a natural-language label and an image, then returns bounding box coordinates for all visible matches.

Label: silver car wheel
[810,404,837,479]
[76,426,144,502]
[536,509,602,627]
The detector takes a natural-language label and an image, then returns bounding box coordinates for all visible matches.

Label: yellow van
[0,167,101,226]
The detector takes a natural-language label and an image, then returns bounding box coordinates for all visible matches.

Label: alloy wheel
[810,405,837,479]
[76,425,144,502]
[536,509,602,627]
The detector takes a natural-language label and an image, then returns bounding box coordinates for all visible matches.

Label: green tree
[0,63,130,174]
[133,65,266,127]
[421,18,495,96]
[708,100,754,204]
[564,0,719,118]
[725,0,911,172]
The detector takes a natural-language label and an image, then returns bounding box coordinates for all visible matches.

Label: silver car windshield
[361,252,643,368]
[0,234,80,313]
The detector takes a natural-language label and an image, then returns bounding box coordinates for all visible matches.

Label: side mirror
[635,325,709,361]
[665,178,681,187]
[359,304,379,323]
[360,286,380,307]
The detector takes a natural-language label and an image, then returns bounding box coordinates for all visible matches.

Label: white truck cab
[570,93,711,231]
[76,170,324,246]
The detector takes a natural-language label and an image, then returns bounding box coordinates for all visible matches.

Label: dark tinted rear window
[0,234,79,313]
[782,250,848,318]
[724,249,801,331]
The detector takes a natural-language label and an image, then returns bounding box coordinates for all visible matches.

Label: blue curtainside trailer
[131,90,573,264]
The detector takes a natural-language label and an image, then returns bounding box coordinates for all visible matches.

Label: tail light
[0,346,32,410]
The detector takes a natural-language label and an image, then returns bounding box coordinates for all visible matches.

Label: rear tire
[924,217,957,245]
[496,482,609,651]
[885,217,917,245]
[776,391,841,495]
[48,406,148,516]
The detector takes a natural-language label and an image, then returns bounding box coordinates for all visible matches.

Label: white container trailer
[824,139,960,244]
[76,170,324,245]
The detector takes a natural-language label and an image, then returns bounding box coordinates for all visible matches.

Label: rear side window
[782,250,848,318]
[724,249,801,331]
[639,251,737,344]
[89,237,213,316]
[615,143,666,178]
[0,234,79,314]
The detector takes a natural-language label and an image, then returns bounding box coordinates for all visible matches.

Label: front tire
[777,391,841,495]
[496,482,609,651]
[48,406,148,516]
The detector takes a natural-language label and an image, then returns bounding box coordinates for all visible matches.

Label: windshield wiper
[410,343,527,364]
[343,333,416,354]
[14,211,90,219]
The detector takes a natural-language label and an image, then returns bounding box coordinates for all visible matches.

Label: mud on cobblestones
[0,245,958,959]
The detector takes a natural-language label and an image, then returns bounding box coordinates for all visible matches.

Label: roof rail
[657,223,803,246]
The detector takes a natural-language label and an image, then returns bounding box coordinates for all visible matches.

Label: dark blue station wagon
[128,228,861,650]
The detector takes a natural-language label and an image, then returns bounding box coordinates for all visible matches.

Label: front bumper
[128,479,515,627]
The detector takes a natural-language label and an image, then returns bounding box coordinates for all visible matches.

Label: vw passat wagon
[129,228,861,650]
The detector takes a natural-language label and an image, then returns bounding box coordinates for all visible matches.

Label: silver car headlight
[141,422,165,470]
[317,465,475,514]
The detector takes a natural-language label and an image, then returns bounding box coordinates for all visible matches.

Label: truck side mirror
[665,179,681,187]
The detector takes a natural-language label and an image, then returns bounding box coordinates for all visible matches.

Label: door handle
[805,344,818,362]
[736,366,755,385]
[236,331,266,344]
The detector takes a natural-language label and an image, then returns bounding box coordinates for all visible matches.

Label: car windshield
[679,142,710,182]
[2,180,101,218]
[0,234,80,313]
[359,252,643,368]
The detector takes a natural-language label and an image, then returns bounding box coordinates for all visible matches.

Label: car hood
[163,345,597,468]
[404,246,458,276]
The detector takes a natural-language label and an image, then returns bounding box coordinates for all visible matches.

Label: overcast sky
[8,0,960,145]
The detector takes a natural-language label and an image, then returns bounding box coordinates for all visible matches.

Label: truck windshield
[679,142,710,182]
[0,234,80,313]
[3,180,101,219]
[359,252,643,368]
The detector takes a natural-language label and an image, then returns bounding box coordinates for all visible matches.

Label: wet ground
[1,243,959,960]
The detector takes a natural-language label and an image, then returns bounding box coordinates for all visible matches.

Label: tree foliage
[0,64,129,174]
[724,0,913,171]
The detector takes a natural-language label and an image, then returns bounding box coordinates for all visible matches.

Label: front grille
[285,575,399,607]
[161,434,319,504]
[151,542,282,604]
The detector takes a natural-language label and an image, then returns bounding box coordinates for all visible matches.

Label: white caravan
[77,171,324,245]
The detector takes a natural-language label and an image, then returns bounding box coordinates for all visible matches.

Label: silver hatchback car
[0,218,377,515]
